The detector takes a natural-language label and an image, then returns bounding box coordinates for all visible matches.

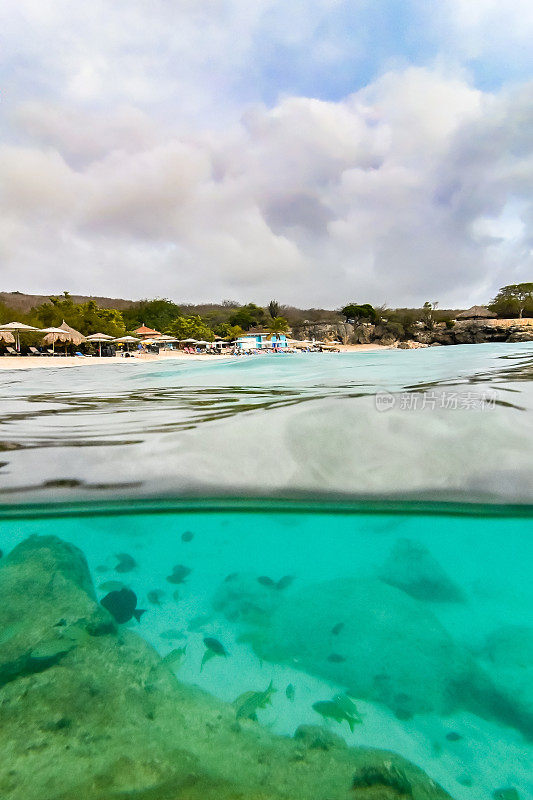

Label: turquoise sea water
[0,344,532,799]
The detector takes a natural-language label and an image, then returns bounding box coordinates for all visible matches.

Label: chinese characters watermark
[375,389,498,412]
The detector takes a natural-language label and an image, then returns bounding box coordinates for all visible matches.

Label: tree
[166,315,214,341]
[228,303,266,330]
[266,316,290,338]
[421,301,438,330]
[31,293,125,336]
[268,300,280,319]
[341,303,379,323]
[490,283,533,319]
[122,298,182,331]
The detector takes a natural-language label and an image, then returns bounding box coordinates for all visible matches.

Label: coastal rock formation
[378,538,465,603]
[0,535,453,800]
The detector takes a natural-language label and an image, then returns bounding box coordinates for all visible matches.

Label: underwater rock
[231,576,477,717]
[293,725,347,751]
[0,535,454,800]
[379,538,465,603]
[213,571,282,623]
[479,626,533,740]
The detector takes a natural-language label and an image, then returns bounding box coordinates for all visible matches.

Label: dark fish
[114,552,137,573]
[101,588,146,624]
[276,575,295,590]
[224,573,238,582]
[166,564,191,584]
[327,653,346,663]
[312,701,356,732]
[446,731,463,742]
[331,622,344,635]
[285,683,295,702]
[201,637,228,671]
[257,576,276,588]
[233,681,276,720]
[181,531,194,542]
[204,637,228,656]
[147,589,165,605]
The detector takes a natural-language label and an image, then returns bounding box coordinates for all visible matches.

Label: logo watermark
[375,389,499,412]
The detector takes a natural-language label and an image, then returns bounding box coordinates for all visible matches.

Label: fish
[181,531,194,542]
[166,564,191,584]
[312,700,358,733]
[285,683,295,702]
[201,637,228,671]
[327,653,346,663]
[331,622,344,635]
[445,731,463,742]
[98,580,127,593]
[257,576,276,588]
[96,565,110,573]
[332,694,363,723]
[147,589,165,605]
[233,681,276,721]
[159,629,185,640]
[161,646,187,668]
[100,588,146,624]
[276,575,295,590]
[224,573,238,582]
[172,590,181,602]
[114,552,137,573]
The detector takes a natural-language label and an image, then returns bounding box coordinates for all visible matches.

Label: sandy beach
[0,343,389,369]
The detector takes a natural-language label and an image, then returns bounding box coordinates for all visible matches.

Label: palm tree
[266,316,290,346]
[268,300,280,319]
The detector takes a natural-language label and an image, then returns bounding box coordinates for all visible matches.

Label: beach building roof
[456,305,497,319]
[133,324,161,336]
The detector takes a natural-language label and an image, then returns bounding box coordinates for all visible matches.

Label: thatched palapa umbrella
[0,331,15,344]
[42,321,85,355]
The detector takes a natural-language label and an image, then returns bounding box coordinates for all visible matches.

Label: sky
[0,0,532,308]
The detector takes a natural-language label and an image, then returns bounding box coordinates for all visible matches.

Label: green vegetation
[266,317,290,336]
[228,303,266,330]
[32,293,126,336]
[489,282,533,318]
[341,303,379,323]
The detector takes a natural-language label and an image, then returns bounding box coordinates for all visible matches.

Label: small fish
[159,629,185,640]
[201,637,228,671]
[445,731,463,742]
[147,589,165,605]
[100,588,146,624]
[331,622,344,636]
[172,590,181,602]
[276,575,295,590]
[161,646,187,668]
[312,700,357,733]
[181,531,194,542]
[257,576,276,588]
[98,580,127,593]
[285,683,295,702]
[224,573,238,582]
[327,653,346,663]
[166,564,191,584]
[233,681,276,721]
[332,694,363,723]
[114,552,137,573]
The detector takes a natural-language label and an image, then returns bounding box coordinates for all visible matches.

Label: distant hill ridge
[0,292,136,313]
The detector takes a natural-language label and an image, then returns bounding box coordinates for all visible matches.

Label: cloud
[0,0,532,306]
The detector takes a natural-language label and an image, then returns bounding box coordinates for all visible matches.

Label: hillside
[0,292,136,313]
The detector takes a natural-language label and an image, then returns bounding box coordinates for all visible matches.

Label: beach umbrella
[113,335,140,353]
[180,338,198,343]
[86,332,114,357]
[40,326,72,355]
[42,321,85,355]
[0,321,39,351]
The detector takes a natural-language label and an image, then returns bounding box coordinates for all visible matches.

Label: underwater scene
[0,500,531,800]
[0,343,532,799]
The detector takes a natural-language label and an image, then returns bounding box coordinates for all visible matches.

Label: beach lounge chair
[29,347,45,356]
[5,347,19,356]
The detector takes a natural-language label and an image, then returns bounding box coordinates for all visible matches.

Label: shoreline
[0,343,389,370]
